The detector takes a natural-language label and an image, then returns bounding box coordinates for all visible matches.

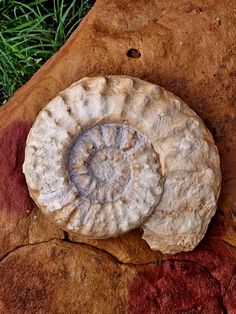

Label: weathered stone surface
[23,88,164,239]
[166,238,236,302]
[0,121,64,259]
[1,0,235,252]
[128,262,224,314]
[0,121,33,214]
[0,0,235,312]
[0,240,132,313]
[128,239,236,314]
[69,228,164,264]
[23,75,220,253]
[224,275,236,313]
[0,239,234,313]
[28,207,64,244]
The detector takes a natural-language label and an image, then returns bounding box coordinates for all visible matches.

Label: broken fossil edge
[23,75,221,254]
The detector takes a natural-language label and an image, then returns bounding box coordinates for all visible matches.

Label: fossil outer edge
[23,76,221,254]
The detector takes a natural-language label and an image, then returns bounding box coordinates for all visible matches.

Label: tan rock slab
[0,0,235,311]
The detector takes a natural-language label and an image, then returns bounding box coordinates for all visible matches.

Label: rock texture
[0,240,132,313]
[129,262,223,314]
[0,0,235,312]
[23,84,163,239]
[0,239,235,314]
[23,75,220,253]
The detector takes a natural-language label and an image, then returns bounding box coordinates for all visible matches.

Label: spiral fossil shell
[23,76,221,253]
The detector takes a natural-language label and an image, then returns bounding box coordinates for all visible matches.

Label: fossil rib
[23,76,221,253]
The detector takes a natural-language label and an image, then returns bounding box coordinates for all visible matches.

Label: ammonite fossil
[23,76,221,254]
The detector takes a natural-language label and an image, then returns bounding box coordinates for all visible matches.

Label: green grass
[0,0,95,104]
[154,258,166,265]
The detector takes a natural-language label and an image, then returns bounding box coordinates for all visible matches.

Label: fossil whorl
[23,76,221,253]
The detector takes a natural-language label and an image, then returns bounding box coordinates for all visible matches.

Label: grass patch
[0,0,95,104]
[154,258,166,265]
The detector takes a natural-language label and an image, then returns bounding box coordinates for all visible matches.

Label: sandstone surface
[0,0,235,312]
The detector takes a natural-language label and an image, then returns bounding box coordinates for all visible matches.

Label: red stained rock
[0,121,33,213]
[166,238,236,295]
[224,274,236,313]
[128,262,224,314]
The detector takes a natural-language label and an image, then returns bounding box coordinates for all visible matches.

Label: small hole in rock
[218,209,224,216]
[127,48,141,59]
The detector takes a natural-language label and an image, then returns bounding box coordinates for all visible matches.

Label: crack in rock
[0,236,234,312]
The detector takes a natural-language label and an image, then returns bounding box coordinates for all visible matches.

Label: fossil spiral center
[90,148,131,184]
[68,123,162,204]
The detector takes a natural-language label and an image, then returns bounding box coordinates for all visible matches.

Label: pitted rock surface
[23,76,220,253]
[0,0,235,312]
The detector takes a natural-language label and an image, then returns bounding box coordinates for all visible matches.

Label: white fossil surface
[23,76,221,254]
